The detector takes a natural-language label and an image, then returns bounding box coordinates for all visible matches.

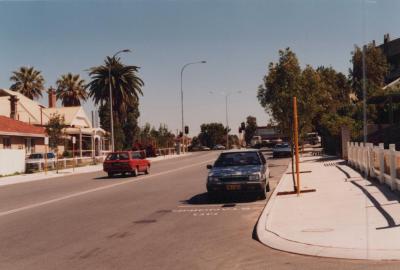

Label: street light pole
[210,90,241,149]
[180,60,206,153]
[108,49,131,152]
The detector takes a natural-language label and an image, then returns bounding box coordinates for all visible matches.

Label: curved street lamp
[180,60,206,153]
[109,49,131,151]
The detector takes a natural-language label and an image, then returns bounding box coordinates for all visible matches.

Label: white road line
[0,158,216,218]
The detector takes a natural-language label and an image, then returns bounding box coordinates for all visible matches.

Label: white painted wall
[0,149,25,175]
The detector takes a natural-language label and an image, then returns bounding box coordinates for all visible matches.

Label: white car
[26,152,57,172]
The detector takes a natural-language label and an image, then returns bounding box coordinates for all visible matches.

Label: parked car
[25,152,56,172]
[306,132,321,145]
[103,150,150,177]
[206,149,270,200]
[200,146,211,151]
[213,144,226,150]
[272,143,292,158]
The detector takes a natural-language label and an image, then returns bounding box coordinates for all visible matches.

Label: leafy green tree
[244,116,257,144]
[123,104,140,149]
[45,113,66,152]
[191,136,200,147]
[56,73,87,106]
[258,48,356,153]
[257,48,302,136]
[198,123,227,148]
[10,66,45,100]
[349,43,388,100]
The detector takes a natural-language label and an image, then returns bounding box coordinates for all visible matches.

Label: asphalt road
[0,151,399,270]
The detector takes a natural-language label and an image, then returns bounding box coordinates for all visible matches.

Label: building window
[3,137,11,149]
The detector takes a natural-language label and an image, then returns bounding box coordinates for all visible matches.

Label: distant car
[25,152,56,172]
[306,132,321,145]
[213,144,226,150]
[200,146,211,151]
[103,151,150,177]
[272,143,292,158]
[206,149,270,200]
[188,145,201,152]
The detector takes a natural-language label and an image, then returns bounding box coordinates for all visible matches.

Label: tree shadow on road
[180,192,261,205]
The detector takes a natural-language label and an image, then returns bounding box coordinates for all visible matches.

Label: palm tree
[10,66,45,99]
[87,56,144,116]
[56,73,87,107]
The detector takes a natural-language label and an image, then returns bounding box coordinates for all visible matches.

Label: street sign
[72,136,76,144]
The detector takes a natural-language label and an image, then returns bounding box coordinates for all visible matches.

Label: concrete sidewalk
[0,153,192,187]
[257,155,400,260]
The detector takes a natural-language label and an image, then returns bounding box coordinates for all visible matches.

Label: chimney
[384,33,390,44]
[9,95,19,120]
[48,87,56,108]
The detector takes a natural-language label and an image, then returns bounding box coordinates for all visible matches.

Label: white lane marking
[0,158,216,218]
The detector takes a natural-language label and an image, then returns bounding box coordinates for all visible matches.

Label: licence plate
[226,184,241,191]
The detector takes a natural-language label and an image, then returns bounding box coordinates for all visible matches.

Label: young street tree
[56,73,87,107]
[87,56,144,150]
[10,66,45,100]
[45,113,66,153]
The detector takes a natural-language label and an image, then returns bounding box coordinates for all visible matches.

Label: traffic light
[241,122,245,130]
[184,126,189,134]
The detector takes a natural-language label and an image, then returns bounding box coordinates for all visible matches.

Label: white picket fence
[347,142,400,191]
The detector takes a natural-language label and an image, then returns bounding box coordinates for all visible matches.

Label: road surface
[0,151,398,269]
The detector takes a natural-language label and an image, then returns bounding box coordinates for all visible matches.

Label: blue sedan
[206,149,270,200]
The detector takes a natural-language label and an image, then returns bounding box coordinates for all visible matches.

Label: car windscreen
[106,152,130,161]
[214,152,261,167]
[132,151,142,159]
[28,153,43,159]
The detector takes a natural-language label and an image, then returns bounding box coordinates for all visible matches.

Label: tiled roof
[0,115,45,137]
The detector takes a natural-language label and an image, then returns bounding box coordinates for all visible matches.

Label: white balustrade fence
[347,142,400,191]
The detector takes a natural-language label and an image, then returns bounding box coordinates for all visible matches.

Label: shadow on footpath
[181,192,261,205]
[350,180,400,230]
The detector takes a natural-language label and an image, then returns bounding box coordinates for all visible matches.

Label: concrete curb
[256,157,400,261]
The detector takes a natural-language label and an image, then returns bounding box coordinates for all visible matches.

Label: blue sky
[1,0,400,135]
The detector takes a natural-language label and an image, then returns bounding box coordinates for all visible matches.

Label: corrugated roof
[0,115,45,137]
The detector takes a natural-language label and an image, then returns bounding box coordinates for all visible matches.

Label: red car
[103,151,151,177]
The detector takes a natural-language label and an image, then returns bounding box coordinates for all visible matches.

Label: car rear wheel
[145,165,150,175]
[108,172,114,178]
